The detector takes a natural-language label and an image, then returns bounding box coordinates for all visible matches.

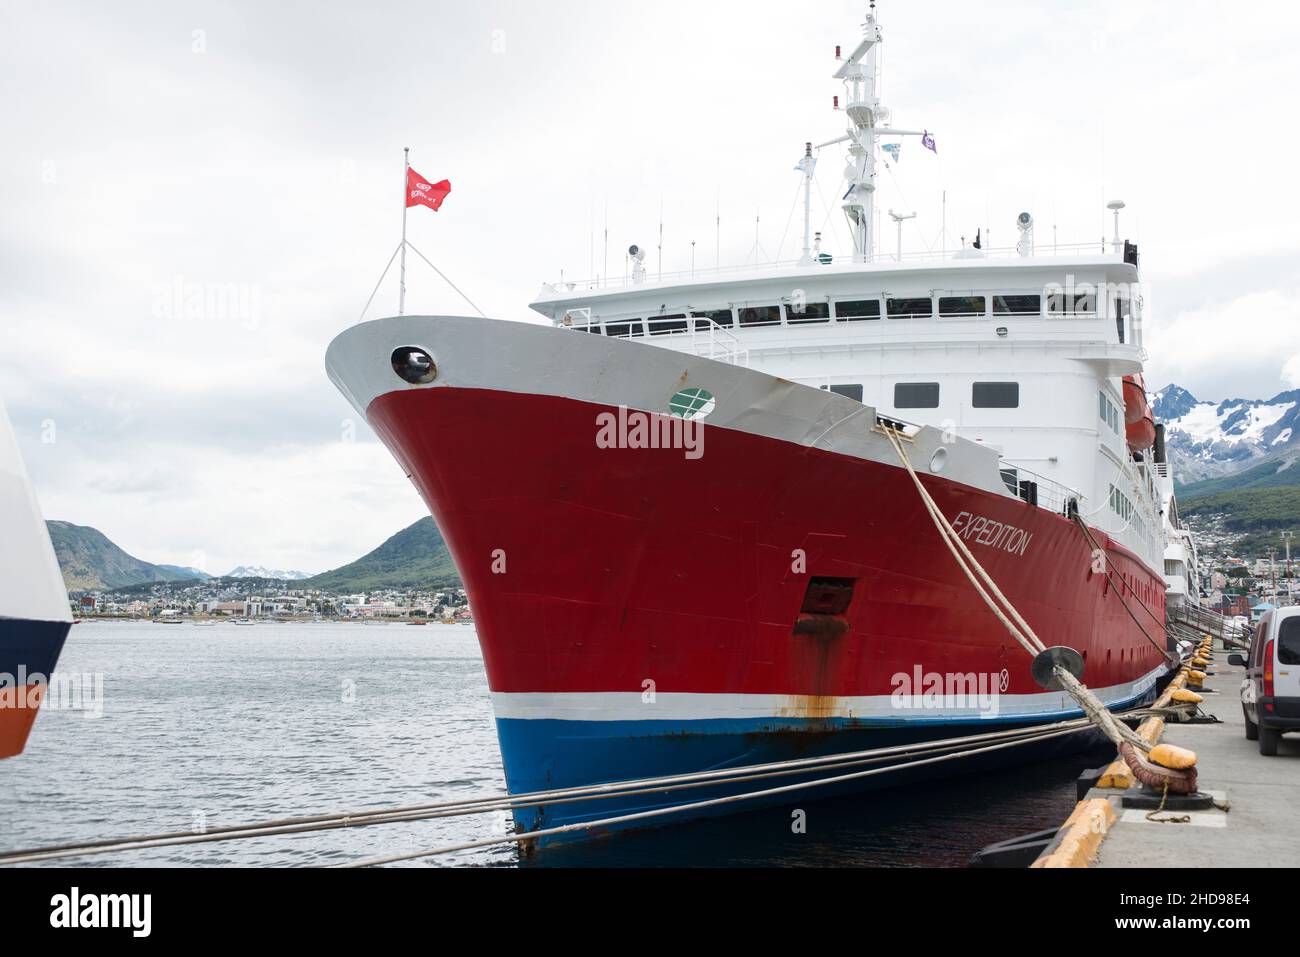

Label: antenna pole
[658,197,664,281]
[716,189,721,270]
[399,147,410,315]
[799,142,815,265]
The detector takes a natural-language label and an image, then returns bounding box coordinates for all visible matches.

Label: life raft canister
[1123,374,1156,452]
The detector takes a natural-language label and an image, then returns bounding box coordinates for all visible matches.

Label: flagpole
[399,147,410,316]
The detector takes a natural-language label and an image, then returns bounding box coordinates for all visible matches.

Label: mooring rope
[1069,512,1171,657]
[881,427,1151,755]
[339,724,1093,868]
[0,718,1103,866]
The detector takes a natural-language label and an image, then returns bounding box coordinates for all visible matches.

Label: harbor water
[0,621,1110,867]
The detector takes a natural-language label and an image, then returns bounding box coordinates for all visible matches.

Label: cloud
[3,0,1299,570]
[1146,286,1300,400]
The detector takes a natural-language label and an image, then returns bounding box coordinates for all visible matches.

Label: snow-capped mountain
[1153,384,1300,483]
[224,565,310,581]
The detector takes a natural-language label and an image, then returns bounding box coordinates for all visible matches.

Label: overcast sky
[3,0,1298,575]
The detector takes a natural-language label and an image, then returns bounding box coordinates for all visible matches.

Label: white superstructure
[530,5,1166,580]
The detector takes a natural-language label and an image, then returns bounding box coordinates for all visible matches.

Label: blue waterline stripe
[0,617,73,679]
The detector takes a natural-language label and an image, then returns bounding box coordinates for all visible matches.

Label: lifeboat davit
[1123,374,1156,452]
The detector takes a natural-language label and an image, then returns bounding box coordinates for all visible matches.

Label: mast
[798,142,816,265]
[399,147,409,315]
[820,3,928,263]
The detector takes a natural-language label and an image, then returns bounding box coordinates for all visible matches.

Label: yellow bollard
[1149,744,1198,770]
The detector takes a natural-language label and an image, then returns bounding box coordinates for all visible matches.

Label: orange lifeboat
[1123,374,1156,452]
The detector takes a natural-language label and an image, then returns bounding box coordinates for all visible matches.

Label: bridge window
[888,298,934,319]
[1046,291,1097,316]
[895,382,940,409]
[692,308,735,330]
[647,315,689,336]
[787,301,831,324]
[834,299,881,321]
[606,320,644,338]
[972,382,1020,409]
[737,305,782,327]
[993,295,1042,316]
[939,296,987,318]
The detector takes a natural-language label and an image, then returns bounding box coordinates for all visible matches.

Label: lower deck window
[895,382,940,409]
[824,384,864,402]
[605,320,643,338]
[972,382,1020,409]
[939,296,987,318]
[647,315,688,336]
[692,309,735,330]
[738,305,782,327]
[787,301,831,324]
[835,299,881,321]
[888,298,934,319]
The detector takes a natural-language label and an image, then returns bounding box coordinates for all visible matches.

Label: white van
[1231,607,1300,756]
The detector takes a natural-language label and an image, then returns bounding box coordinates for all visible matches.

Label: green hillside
[303,517,460,592]
[1178,452,1300,498]
[46,521,198,591]
[1181,485,1300,556]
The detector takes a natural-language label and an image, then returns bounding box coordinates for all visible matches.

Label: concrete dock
[1094,661,1300,867]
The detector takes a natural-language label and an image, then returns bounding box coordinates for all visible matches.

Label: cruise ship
[327,4,1187,843]
[0,397,72,759]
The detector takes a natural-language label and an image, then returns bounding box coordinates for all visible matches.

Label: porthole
[668,387,716,421]
[391,347,437,385]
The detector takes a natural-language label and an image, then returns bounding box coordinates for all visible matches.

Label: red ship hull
[363,384,1171,838]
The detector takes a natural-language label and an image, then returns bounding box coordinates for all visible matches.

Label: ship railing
[687,320,750,367]
[540,242,1121,296]
[998,461,1086,519]
[561,312,750,367]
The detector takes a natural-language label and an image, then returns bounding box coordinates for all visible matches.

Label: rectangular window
[737,305,782,327]
[647,315,688,336]
[888,298,934,319]
[787,301,831,324]
[829,384,864,402]
[1099,392,1122,434]
[895,382,940,409]
[1046,291,1097,316]
[972,382,1020,409]
[939,296,987,318]
[834,299,882,322]
[605,320,644,338]
[1115,297,1129,344]
[1279,618,1300,666]
[692,308,734,330]
[585,325,604,335]
[993,295,1043,316]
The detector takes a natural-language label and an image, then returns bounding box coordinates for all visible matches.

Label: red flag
[406,168,451,212]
